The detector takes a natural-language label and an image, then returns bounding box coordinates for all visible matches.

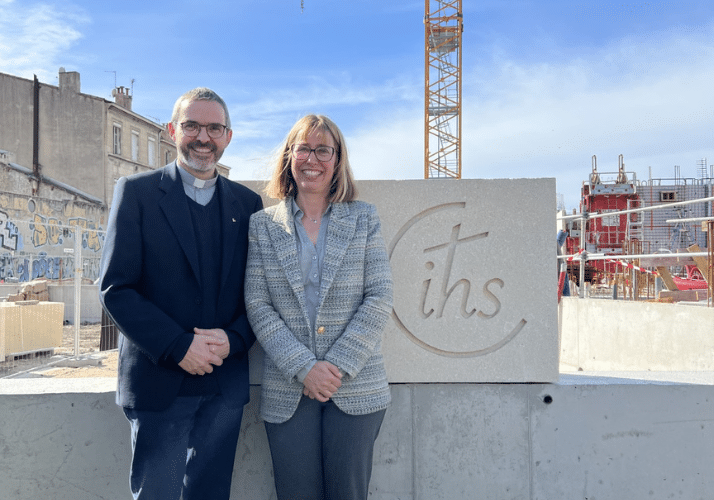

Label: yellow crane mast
[424,0,463,179]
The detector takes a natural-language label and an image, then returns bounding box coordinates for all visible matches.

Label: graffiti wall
[0,192,106,283]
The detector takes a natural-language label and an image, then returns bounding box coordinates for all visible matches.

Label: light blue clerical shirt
[177,164,218,206]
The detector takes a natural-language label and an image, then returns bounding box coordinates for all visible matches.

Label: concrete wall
[0,71,106,201]
[0,73,36,168]
[559,297,714,371]
[47,284,102,324]
[0,163,106,213]
[42,71,107,201]
[1,376,712,500]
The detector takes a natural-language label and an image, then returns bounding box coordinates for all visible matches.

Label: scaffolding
[559,194,714,303]
[638,174,713,253]
[424,0,462,179]
[708,220,714,307]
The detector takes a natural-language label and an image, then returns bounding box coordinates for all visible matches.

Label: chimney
[112,86,133,111]
[58,67,81,93]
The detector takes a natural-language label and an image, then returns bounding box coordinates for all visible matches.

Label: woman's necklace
[302,214,321,245]
[297,197,325,226]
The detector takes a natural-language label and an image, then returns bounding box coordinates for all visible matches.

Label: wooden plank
[656,266,678,291]
[687,244,710,284]
[659,289,709,302]
[640,255,696,267]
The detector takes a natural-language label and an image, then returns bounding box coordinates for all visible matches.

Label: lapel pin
[232,218,236,222]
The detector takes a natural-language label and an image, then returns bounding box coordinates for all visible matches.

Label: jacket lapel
[217,176,241,294]
[267,200,308,312]
[158,164,201,282]
[319,202,356,307]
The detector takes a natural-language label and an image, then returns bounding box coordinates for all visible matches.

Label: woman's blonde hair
[265,115,357,202]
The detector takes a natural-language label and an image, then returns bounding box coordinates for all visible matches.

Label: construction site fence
[1,219,112,377]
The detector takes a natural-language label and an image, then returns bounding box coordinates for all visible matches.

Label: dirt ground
[45,349,119,378]
[1,323,118,379]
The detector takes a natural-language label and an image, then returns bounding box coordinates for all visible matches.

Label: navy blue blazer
[99,163,263,411]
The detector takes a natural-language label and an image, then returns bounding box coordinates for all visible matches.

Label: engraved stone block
[359,179,558,382]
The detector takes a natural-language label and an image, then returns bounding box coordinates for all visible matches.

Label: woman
[245,115,393,500]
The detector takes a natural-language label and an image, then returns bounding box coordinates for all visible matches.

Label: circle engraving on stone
[388,202,527,358]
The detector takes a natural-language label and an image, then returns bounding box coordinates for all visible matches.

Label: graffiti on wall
[0,253,30,281]
[0,251,102,282]
[0,210,20,251]
[0,209,104,282]
[30,214,104,252]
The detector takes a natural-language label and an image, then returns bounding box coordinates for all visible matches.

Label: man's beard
[179,139,222,173]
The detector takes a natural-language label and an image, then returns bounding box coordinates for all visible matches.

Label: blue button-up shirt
[291,199,331,382]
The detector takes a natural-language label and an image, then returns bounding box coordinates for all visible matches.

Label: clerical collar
[177,164,219,189]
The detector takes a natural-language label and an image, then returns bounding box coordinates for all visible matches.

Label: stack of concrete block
[7,280,50,302]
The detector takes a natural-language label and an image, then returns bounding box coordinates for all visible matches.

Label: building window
[113,124,122,155]
[131,131,139,162]
[601,209,620,227]
[660,191,676,202]
[148,137,156,167]
[165,151,172,164]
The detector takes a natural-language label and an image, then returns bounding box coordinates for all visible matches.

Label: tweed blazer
[245,198,393,423]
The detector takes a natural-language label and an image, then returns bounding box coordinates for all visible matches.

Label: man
[99,88,262,499]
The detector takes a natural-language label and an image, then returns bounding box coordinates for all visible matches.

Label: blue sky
[1,0,713,210]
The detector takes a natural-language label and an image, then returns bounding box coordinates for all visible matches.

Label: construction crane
[424,0,463,179]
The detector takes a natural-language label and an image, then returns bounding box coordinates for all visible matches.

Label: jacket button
[317,326,325,334]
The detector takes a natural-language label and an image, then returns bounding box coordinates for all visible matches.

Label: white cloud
[349,110,423,181]
[226,75,423,181]
[457,22,714,209]
[0,1,88,82]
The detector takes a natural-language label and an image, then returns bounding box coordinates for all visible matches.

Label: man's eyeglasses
[179,121,227,139]
[291,144,335,162]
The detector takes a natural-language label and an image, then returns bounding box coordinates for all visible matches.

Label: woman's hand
[302,361,343,402]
